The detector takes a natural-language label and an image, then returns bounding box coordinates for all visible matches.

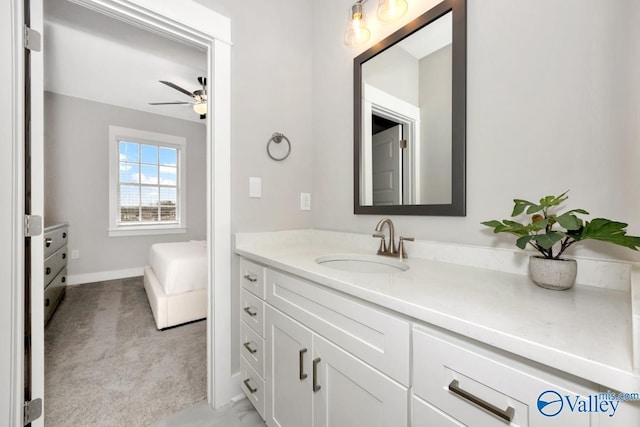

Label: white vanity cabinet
[238,253,638,427]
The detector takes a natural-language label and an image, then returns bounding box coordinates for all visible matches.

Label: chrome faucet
[372,218,414,259]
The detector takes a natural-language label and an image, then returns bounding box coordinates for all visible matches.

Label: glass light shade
[377,0,408,22]
[344,4,371,47]
[193,101,207,115]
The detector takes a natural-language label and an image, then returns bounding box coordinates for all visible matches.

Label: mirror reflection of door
[372,118,402,205]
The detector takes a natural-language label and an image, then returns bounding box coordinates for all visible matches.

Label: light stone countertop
[235,229,640,392]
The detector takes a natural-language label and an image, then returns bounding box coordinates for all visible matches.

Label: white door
[26,0,45,426]
[312,335,408,427]
[371,124,402,206]
[266,306,313,427]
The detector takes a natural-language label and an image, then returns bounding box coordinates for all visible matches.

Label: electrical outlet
[300,193,311,211]
[71,249,80,259]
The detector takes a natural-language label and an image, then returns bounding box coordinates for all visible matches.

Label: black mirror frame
[353,0,466,216]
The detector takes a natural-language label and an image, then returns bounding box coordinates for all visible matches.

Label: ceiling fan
[149,76,207,119]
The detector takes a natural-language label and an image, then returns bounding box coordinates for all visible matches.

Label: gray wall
[311,0,640,263]
[419,44,452,204]
[195,0,314,374]
[44,92,207,279]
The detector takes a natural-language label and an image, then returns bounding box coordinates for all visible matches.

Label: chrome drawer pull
[243,306,257,317]
[299,348,308,380]
[312,357,321,392]
[243,378,257,394]
[243,274,258,283]
[448,380,515,423]
[243,341,257,354]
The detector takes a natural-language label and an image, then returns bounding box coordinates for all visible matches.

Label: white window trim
[108,125,187,237]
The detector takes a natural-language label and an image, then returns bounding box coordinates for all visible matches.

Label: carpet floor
[45,277,207,426]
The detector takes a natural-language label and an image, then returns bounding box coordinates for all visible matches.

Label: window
[109,126,187,236]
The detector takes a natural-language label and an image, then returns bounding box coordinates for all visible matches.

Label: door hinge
[24,215,43,237]
[400,139,407,149]
[24,26,42,52]
[23,398,42,426]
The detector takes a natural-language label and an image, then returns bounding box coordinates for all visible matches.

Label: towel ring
[266,132,291,161]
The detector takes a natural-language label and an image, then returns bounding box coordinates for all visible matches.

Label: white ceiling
[44,0,207,123]
[398,11,452,60]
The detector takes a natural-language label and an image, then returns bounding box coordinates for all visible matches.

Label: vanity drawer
[414,396,464,427]
[240,258,266,299]
[241,289,265,337]
[241,321,265,377]
[44,246,67,287]
[266,268,410,386]
[240,356,265,420]
[413,325,597,427]
[44,225,68,259]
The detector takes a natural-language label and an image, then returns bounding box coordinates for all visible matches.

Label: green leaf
[556,213,582,231]
[526,204,543,214]
[516,235,533,249]
[532,232,564,250]
[581,218,640,250]
[530,219,549,230]
[512,199,535,216]
[565,208,589,216]
[481,220,503,229]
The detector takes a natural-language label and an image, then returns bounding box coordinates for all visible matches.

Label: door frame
[3,1,233,425]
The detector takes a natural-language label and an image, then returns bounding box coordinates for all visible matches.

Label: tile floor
[150,398,266,427]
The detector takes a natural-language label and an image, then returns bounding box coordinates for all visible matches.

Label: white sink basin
[315,254,409,274]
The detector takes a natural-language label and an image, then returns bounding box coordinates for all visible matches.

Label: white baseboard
[67,266,144,286]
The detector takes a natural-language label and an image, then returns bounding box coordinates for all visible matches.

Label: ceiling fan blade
[148,101,191,105]
[159,80,196,98]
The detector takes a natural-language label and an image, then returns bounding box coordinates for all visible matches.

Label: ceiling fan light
[193,101,207,115]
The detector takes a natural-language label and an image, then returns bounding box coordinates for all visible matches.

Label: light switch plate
[300,193,311,210]
[249,177,262,198]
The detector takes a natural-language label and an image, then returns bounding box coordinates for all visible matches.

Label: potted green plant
[482,192,640,290]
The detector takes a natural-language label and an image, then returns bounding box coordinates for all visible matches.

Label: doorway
[6,1,233,426]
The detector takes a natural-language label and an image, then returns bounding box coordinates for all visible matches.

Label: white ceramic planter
[529,256,577,291]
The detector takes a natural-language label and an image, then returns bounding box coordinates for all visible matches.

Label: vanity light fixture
[344,0,409,46]
[377,0,408,22]
[344,0,371,47]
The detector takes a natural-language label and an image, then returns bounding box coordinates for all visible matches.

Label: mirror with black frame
[354,0,466,216]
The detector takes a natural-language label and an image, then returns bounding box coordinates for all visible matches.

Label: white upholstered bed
[143,241,208,329]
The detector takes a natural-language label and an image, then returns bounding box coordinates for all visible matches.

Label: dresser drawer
[240,356,265,420]
[44,246,67,286]
[413,325,597,426]
[44,268,66,324]
[241,321,265,378]
[44,225,68,259]
[266,268,410,386]
[241,289,265,337]
[240,258,266,299]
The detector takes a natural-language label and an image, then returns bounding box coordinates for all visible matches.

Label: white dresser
[44,223,68,325]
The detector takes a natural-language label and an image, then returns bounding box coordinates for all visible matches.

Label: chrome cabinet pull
[243,341,257,354]
[243,273,258,283]
[243,378,257,394]
[243,306,257,317]
[448,380,515,423]
[299,348,308,380]
[312,357,321,392]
